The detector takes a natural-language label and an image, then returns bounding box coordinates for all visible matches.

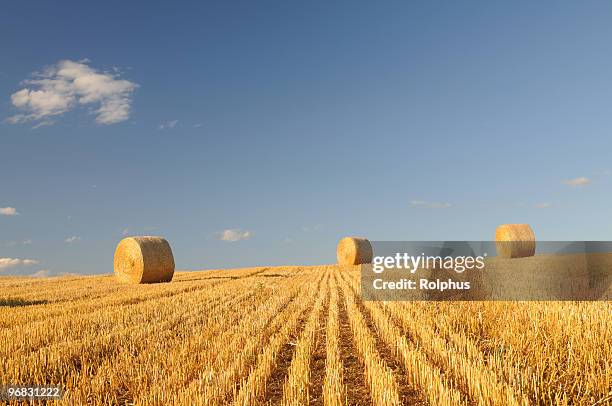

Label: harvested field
[0,265,610,405]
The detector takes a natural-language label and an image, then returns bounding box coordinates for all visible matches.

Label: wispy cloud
[65,236,81,244]
[31,120,55,129]
[534,203,552,209]
[0,258,40,271]
[158,119,178,130]
[0,207,19,216]
[193,123,204,128]
[302,224,322,232]
[31,269,51,278]
[1,239,32,247]
[218,229,252,242]
[283,237,294,244]
[410,200,451,209]
[562,177,591,187]
[7,59,137,126]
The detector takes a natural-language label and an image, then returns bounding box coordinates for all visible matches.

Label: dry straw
[495,224,536,258]
[114,236,175,283]
[336,237,373,266]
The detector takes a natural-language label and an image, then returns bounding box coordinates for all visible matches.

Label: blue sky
[2,1,612,276]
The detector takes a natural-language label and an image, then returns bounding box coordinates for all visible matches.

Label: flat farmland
[0,266,610,405]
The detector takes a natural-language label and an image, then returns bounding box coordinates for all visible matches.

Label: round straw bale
[114,236,175,283]
[495,224,536,258]
[337,237,373,266]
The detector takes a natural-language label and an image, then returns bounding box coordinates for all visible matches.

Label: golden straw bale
[337,237,373,266]
[495,224,536,258]
[114,236,175,283]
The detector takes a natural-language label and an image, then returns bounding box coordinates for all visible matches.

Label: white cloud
[410,200,451,209]
[23,239,32,245]
[159,119,178,130]
[283,237,294,244]
[0,258,40,271]
[193,123,204,128]
[534,203,552,209]
[7,59,137,125]
[218,229,252,242]
[31,269,51,278]
[65,236,81,244]
[0,207,18,216]
[562,177,591,187]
